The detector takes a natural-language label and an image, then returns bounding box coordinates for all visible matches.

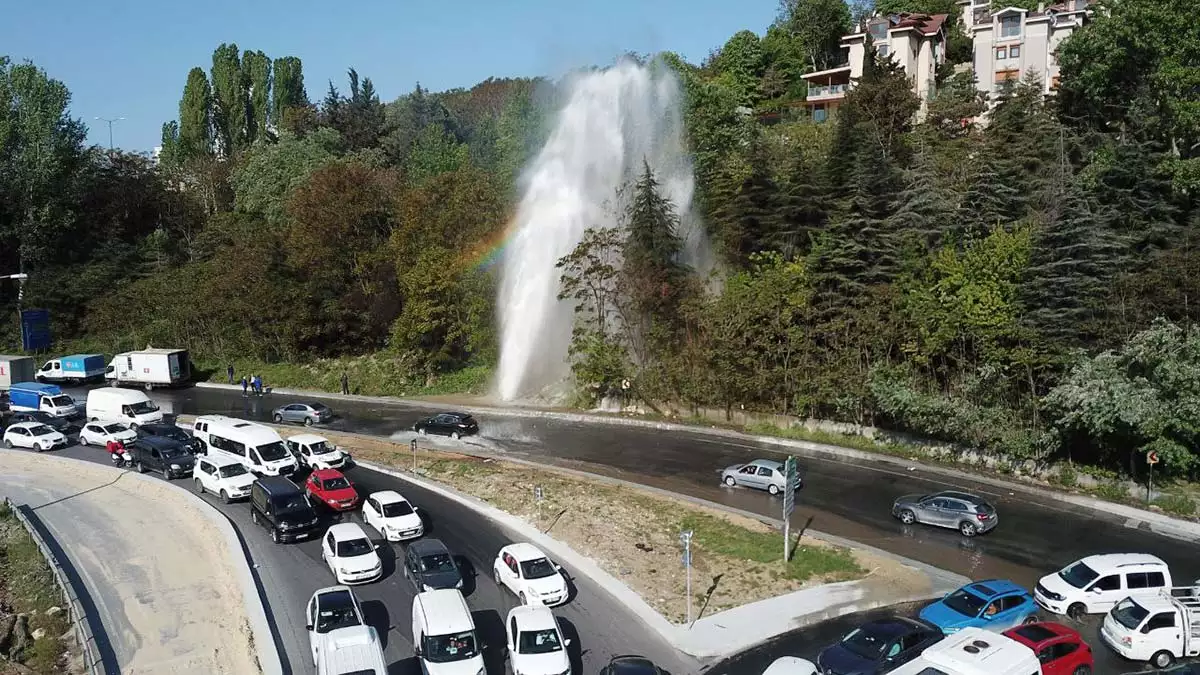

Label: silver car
[720,459,802,496]
[272,402,333,426]
[892,490,998,537]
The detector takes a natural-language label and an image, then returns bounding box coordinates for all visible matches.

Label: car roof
[748,459,784,469]
[370,490,407,505]
[415,588,474,634]
[508,604,558,631]
[860,616,928,638]
[607,655,660,674]
[313,585,359,609]
[200,453,244,468]
[288,433,328,444]
[312,468,347,480]
[504,542,549,562]
[327,523,370,541]
[8,421,46,430]
[1004,622,1079,648]
[1078,553,1168,570]
[964,579,1026,598]
[410,538,450,555]
[433,411,470,418]
[933,490,987,503]
[140,435,185,449]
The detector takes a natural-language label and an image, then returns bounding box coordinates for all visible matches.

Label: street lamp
[3,273,28,350]
[94,116,124,151]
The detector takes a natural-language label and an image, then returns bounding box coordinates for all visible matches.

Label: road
[41,420,691,674]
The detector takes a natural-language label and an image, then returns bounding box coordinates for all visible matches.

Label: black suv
[250,476,320,544]
[136,423,203,454]
[130,436,195,479]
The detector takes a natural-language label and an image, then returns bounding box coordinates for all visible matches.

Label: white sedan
[361,490,423,541]
[78,422,137,447]
[506,605,572,675]
[494,543,569,606]
[320,523,383,585]
[3,422,68,452]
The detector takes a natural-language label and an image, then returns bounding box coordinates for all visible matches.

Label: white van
[1100,586,1200,668]
[192,415,298,477]
[1035,553,1171,619]
[888,627,1040,675]
[85,388,163,427]
[411,589,485,675]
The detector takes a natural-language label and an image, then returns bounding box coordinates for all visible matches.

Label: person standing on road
[241,376,248,396]
[253,374,262,395]
[227,364,235,384]
[340,371,349,395]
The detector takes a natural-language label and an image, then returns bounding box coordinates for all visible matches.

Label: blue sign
[20,309,51,351]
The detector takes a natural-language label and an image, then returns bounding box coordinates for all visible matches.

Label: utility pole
[680,530,694,626]
[3,273,28,350]
[94,116,124,151]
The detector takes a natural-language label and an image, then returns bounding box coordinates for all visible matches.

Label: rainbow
[462,219,518,272]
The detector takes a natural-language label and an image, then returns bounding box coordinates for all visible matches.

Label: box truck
[0,356,36,392]
[36,354,106,384]
[105,349,191,389]
[8,382,79,418]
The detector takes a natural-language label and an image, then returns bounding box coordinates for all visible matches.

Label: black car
[137,423,203,454]
[129,436,196,479]
[250,476,320,544]
[1124,666,1200,675]
[402,538,463,591]
[8,411,78,435]
[412,412,479,439]
[599,655,667,675]
[816,617,943,675]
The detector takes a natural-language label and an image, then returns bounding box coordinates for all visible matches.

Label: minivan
[411,588,485,675]
[1035,553,1171,619]
[250,476,321,544]
[86,388,163,427]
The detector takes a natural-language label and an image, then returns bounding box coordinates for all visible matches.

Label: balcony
[807,84,848,101]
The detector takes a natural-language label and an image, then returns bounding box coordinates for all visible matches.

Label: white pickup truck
[1100,585,1200,669]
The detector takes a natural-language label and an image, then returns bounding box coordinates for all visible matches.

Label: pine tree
[888,140,959,253]
[777,151,828,257]
[623,161,690,317]
[178,67,213,159]
[959,150,1023,238]
[713,139,783,264]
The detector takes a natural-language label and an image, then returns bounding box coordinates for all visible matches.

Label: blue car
[920,579,1039,634]
[816,616,943,675]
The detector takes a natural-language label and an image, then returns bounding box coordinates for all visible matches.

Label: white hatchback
[506,604,572,675]
[3,422,67,452]
[361,490,424,541]
[494,543,569,606]
[321,523,383,585]
[78,421,138,447]
[193,455,257,503]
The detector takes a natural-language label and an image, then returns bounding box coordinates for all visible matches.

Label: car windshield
[840,626,890,660]
[129,401,159,414]
[520,558,558,580]
[257,441,289,461]
[162,447,187,459]
[30,425,54,436]
[518,628,563,654]
[322,477,351,491]
[942,588,988,617]
[102,423,128,433]
[382,501,414,517]
[49,395,73,407]
[309,441,334,454]
[165,429,189,441]
[276,495,311,513]
[315,592,361,633]
[1112,597,1150,630]
[419,552,455,572]
[336,538,374,557]
[218,464,249,478]
[312,403,330,412]
[424,631,479,663]
[1059,561,1100,589]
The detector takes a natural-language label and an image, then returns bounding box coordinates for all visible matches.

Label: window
[869,21,889,40]
[994,69,1019,84]
[996,47,1007,59]
[878,44,890,58]
[1009,45,1021,58]
[813,106,827,123]
[757,466,773,476]
[998,595,1025,611]
[1092,575,1121,591]
[1000,15,1021,37]
[1144,613,1176,631]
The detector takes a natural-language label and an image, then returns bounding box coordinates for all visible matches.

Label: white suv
[1035,553,1171,619]
[193,454,257,503]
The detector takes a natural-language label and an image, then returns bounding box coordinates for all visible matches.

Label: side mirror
[373,544,381,550]
[305,624,312,631]
[413,646,422,657]
[554,564,563,571]
[564,638,572,647]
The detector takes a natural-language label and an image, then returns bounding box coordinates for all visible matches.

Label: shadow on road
[472,608,506,675]
[558,615,585,674]
[360,599,392,650]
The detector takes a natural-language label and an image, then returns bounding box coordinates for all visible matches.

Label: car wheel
[1072,666,1091,675]
[1067,603,1086,621]
[959,521,977,537]
[723,475,736,487]
[451,431,460,440]
[1022,614,1039,625]
[271,528,280,544]
[494,567,501,585]
[519,592,527,605]
[136,461,146,474]
[195,479,205,495]
[78,435,88,446]
[898,509,916,525]
[304,417,313,427]
[273,414,283,423]
[1151,650,1175,669]
[418,427,427,435]
[251,510,259,525]
[3,439,12,449]
[221,490,231,504]
[767,483,780,496]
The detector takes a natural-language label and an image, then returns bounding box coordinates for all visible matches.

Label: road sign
[680,529,694,624]
[783,456,797,517]
[20,309,50,351]
[1147,451,1160,465]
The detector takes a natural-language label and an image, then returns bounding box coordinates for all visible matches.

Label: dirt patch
[257,424,932,623]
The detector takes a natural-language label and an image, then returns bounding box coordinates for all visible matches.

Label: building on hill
[960,0,1092,100]
[800,12,949,123]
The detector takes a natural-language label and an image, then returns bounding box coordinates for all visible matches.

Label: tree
[210,43,248,156]
[709,30,765,107]
[177,67,213,160]
[846,45,921,162]
[231,127,340,224]
[712,138,783,263]
[556,226,631,400]
[776,0,853,71]
[323,69,387,151]
[404,124,469,186]
[242,50,271,144]
[271,56,307,133]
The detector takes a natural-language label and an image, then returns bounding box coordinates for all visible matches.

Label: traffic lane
[703,600,1150,675]
[50,440,692,675]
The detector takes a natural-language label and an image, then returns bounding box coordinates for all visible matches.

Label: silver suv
[892,490,998,537]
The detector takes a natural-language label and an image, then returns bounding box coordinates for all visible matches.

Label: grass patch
[1153,493,1197,517]
[680,511,863,583]
[0,504,72,672]
[745,421,914,458]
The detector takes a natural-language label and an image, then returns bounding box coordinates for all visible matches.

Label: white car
[494,543,569,606]
[78,421,137,447]
[762,656,818,675]
[288,433,351,470]
[320,523,383,585]
[305,585,386,673]
[361,490,423,541]
[3,422,68,452]
[193,454,257,503]
[506,605,571,675]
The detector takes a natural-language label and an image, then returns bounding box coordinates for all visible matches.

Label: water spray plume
[495,57,709,402]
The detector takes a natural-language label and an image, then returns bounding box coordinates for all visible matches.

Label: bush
[1153,493,1197,517]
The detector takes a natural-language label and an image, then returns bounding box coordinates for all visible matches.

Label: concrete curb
[194,381,1200,543]
[1,451,283,675]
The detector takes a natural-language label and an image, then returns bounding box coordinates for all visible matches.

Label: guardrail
[4,498,106,675]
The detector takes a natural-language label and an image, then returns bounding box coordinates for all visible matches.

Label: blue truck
[8,382,79,418]
[36,354,106,384]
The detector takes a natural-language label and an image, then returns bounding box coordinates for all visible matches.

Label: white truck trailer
[0,355,36,392]
[105,348,191,390]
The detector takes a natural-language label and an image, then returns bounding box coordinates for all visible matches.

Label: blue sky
[2,0,779,152]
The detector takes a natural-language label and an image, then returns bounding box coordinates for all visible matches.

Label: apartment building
[801,12,949,122]
[961,0,1091,99]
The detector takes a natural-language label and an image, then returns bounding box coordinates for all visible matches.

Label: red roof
[887,12,949,35]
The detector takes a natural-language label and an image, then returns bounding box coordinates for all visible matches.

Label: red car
[1003,622,1093,675]
[305,469,359,511]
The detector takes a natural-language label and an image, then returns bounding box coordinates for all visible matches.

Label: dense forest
[0,0,1198,478]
